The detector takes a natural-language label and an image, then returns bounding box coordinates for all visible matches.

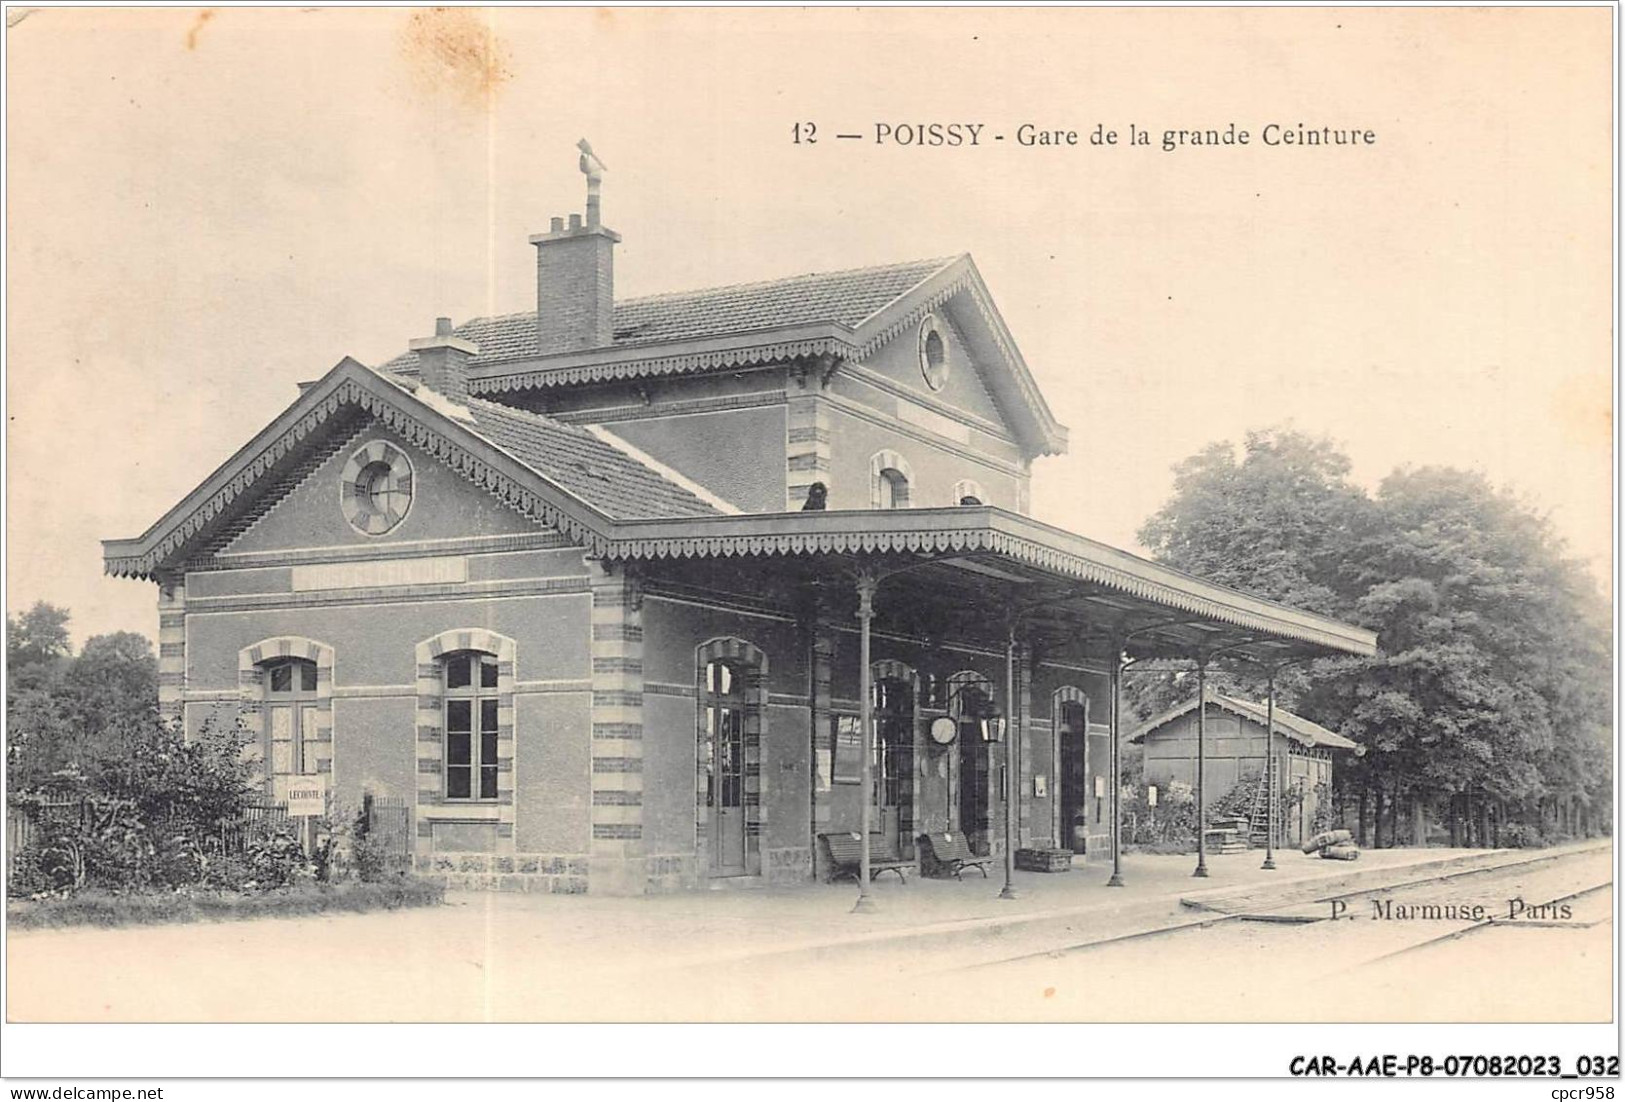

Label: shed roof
[1128,694,1360,751]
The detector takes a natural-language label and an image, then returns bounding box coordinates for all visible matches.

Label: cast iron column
[1193,659,1210,878]
[1261,667,1278,870]
[1107,650,1125,887]
[853,571,879,913]
[999,627,1019,899]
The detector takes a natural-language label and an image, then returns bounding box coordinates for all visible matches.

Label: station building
[104,160,1377,894]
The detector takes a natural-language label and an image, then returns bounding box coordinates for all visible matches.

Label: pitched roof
[379,257,957,373]
[1128,693,1360,751]
[101,361,1377,662]
[460,396,718,521]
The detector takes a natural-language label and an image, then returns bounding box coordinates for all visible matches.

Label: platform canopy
[601,506,1377,666]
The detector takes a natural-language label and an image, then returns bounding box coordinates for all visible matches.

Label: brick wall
[534,229,616,352]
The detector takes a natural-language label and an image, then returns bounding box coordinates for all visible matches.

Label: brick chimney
[409,316,478,402]
[529,139,620,354]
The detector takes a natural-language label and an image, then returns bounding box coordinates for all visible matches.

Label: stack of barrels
[1302,829,1360,861]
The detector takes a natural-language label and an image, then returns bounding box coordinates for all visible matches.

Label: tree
[6,615,160,793]
[1132,428,1369,717]
[7,602,76,791]
[1137,432,1612,847]
[7,601,71,671]
[65,631,161,754]
[1310,468,1612,844]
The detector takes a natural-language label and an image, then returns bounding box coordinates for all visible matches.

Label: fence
[9,792,419,885]
[6,797,82,872]
[363,793,412,873]
[217,800,292,856]
[6,796,291,871]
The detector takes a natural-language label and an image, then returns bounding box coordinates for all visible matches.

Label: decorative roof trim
[855,270,971,361]
[103,369,1372,660]
[850,256,1067,457]
[593,509,1377,656]
[103,362,619,580]
[471,330,855,393]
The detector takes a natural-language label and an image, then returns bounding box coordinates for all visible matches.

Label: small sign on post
[277,773,327,817]
[831,714,864,785]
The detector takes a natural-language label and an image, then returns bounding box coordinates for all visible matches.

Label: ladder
[1247,771,1278,848]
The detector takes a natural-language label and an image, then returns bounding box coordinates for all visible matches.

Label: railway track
[946,844,1614,978]
[1353,879,1612,968]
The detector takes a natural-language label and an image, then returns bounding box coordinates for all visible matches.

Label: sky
[6,6,1614,647]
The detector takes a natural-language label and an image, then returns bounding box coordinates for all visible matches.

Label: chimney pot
[550,216,564,233]
[568,213,583,231]
[435,316,453,336]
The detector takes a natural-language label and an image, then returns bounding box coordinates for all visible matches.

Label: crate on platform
[1014,847,1072,873]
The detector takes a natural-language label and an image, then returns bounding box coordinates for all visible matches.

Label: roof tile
[381,256,956,374]
[462,397,718,520]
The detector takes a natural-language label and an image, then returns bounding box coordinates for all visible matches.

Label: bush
[7,879,446,930]
[9,719,427,910]
[1122,777,1197,850]
[349,798,410,882]
[351,834,396,883]
[1495,822,1548,849]
[8,718,261,897]
[242,825,315,889]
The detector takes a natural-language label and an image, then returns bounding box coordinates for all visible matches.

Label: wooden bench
[820,832,912,883]
[918,831,995,880]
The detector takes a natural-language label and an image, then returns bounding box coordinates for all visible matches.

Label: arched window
[870,450,913,509]
[442,651,500,801]
[414,629,516,814]
[264,657,318,777]
[238,637,334,795]
[953,479,986,507]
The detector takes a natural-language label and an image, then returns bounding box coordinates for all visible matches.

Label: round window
[340,442,414,535]
[918,315,949,391]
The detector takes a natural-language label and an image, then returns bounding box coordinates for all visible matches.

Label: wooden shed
[1128,693,1360,847]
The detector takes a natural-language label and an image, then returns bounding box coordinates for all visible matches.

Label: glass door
[704,661,746,876]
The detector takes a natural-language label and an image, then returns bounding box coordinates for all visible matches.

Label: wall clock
[929,715,958,745]
[340,441,414,536]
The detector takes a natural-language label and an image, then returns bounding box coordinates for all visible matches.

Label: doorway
[873,676,914,854]
[953,679,993,854]
[703,659,747,876]
[1058,700,1089,854]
